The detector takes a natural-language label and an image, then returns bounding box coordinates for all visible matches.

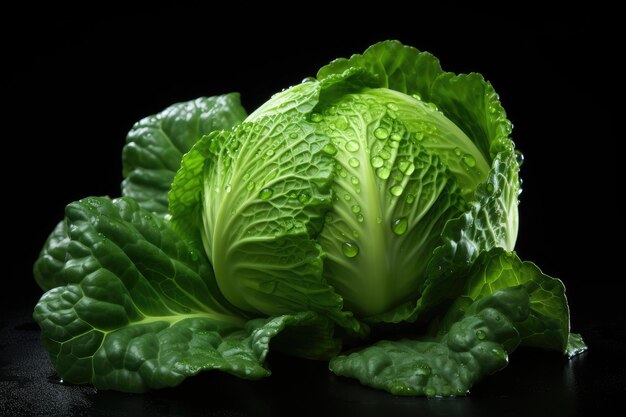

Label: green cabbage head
[33,41,585,397]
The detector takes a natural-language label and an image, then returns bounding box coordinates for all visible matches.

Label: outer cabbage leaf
[33,197,341,392]
[461,248,571,351]
[330,249,585,396]
[331,286,528,397]
[122,94,247,214]
[416,151,521,318]
[367,150,520,324]
[170,97,364,335]
[317,40,513,163]
[317,40,443,103]
[316,40,520,323]
[34,220,71,291]
[34,197,231,313]
[309,89,467,317]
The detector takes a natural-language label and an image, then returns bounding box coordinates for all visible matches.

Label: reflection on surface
[86,348,589,417]
[4,309,621,417]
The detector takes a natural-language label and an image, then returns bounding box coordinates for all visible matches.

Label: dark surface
[1,305,624,417]
[2,5,620,417]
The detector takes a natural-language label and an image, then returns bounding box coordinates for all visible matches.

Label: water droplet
[350,176,359,185]
[424,387,436,397]
[351,205,362,214]
[370,156,384,168]
[390,133,402,141]
[335,118,348,130]
[298,193,310,204]
[476,329,486,340]
[454,147,462,156]
[462,154,476,167]
[344,194,352,201]
[406,193,416,204]
[289,132,298,139]
[386,102,399,111]
[489,104,497,114]
[352,230,359,238]
[356,214,364,223]
[243,173,251,181]
[225,184,232,193]
[515,150,524,165]
[189,250,199,261]
[491,347,506,360]
[486,183,495,194]
[374,127,389,139]
[427,102,438,111]
[322,144,337,155]
[376,216,383,224]
[302,76,316,83]
[412,93,422,101]
[379,149,391,160]
[342,241,359,258]
[349,157,360,168]
[311,113,322,122]
[389,140,399,149]
[391,217,408,235]
[376,167,390,180]
[413,131,424,142]
[259,188,273,200]
[389,185,403,196]
[339,169,347,178]
[398,161,415,175]
[247,182,255,191]
[345,141,360,152]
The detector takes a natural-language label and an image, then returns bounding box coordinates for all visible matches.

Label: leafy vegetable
[34,41,585,396]
[122,94,247,214]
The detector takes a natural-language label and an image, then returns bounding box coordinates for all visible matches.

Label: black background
[2,4,622,417]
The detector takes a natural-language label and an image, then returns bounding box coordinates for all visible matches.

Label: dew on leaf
[259,188,273,200]
[374,127,389,139]
[323,144,337,155]
[389,185,403,196]
[391,217,408,235]
[346,141,360,152]
[342,241,360,258]
[376,167,391,180]
[371,156,384,168]
[462,154,476,167]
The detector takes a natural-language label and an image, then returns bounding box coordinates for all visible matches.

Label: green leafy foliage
[34,197,340,392]
[331,286,529,396]
[34,41,585,396]
[330,248,571,396]
[122,94,247,214]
